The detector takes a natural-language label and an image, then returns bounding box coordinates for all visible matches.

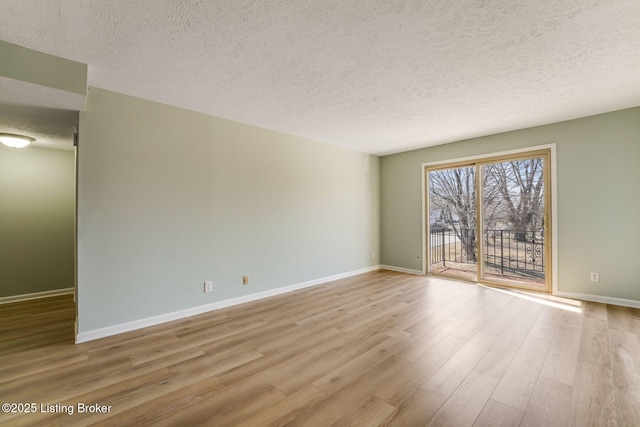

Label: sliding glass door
[426,150,551,292]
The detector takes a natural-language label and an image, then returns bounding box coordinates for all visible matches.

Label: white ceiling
[1,0,639,155]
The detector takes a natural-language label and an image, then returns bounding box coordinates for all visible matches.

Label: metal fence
[429,228,544,279]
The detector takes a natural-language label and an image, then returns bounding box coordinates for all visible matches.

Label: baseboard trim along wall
[380,265,424,275]
[76,265,381,343]
[556,291,640,309]
[0,287,75,305]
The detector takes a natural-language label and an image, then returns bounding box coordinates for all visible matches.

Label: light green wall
[0,144,75,297]
[77,87,380,333]
[381,107,640,301]
[0,40,87,95]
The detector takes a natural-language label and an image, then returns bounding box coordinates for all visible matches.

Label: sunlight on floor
[479,284,583,313]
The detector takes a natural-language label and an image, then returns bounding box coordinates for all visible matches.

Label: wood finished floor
[1,270,640,426]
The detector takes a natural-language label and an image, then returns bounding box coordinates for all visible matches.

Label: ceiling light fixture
[0,133,35,148]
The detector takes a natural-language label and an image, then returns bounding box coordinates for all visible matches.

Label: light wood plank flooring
[1,270,639,426]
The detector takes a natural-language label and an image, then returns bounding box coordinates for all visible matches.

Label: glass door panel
[481,157,546,289]
[428,165,477,281]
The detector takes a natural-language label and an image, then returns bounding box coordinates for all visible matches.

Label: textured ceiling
[1,0,639,155]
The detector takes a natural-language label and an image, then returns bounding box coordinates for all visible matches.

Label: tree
[429,167,477,262]
[429,158,545,266]
[483,159,544,242]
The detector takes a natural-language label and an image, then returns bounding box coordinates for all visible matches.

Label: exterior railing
[429,228,544,279]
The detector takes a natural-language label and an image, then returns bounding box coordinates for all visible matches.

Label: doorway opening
[0,107,79,351]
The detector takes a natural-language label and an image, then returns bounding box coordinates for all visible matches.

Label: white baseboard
[380,265,424,275]
[76,265,381,343]
[0,287,75,305]
[556,291,640,309]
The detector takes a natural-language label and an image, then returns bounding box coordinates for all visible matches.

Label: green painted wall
[77,88,380,333]
[381,107,640,301]
[0,144,75,297]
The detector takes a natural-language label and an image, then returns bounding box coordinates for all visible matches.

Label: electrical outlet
[204,281,213,293]
[590,272,600,282]
[371,251,376,259]
[242,276,249,285]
